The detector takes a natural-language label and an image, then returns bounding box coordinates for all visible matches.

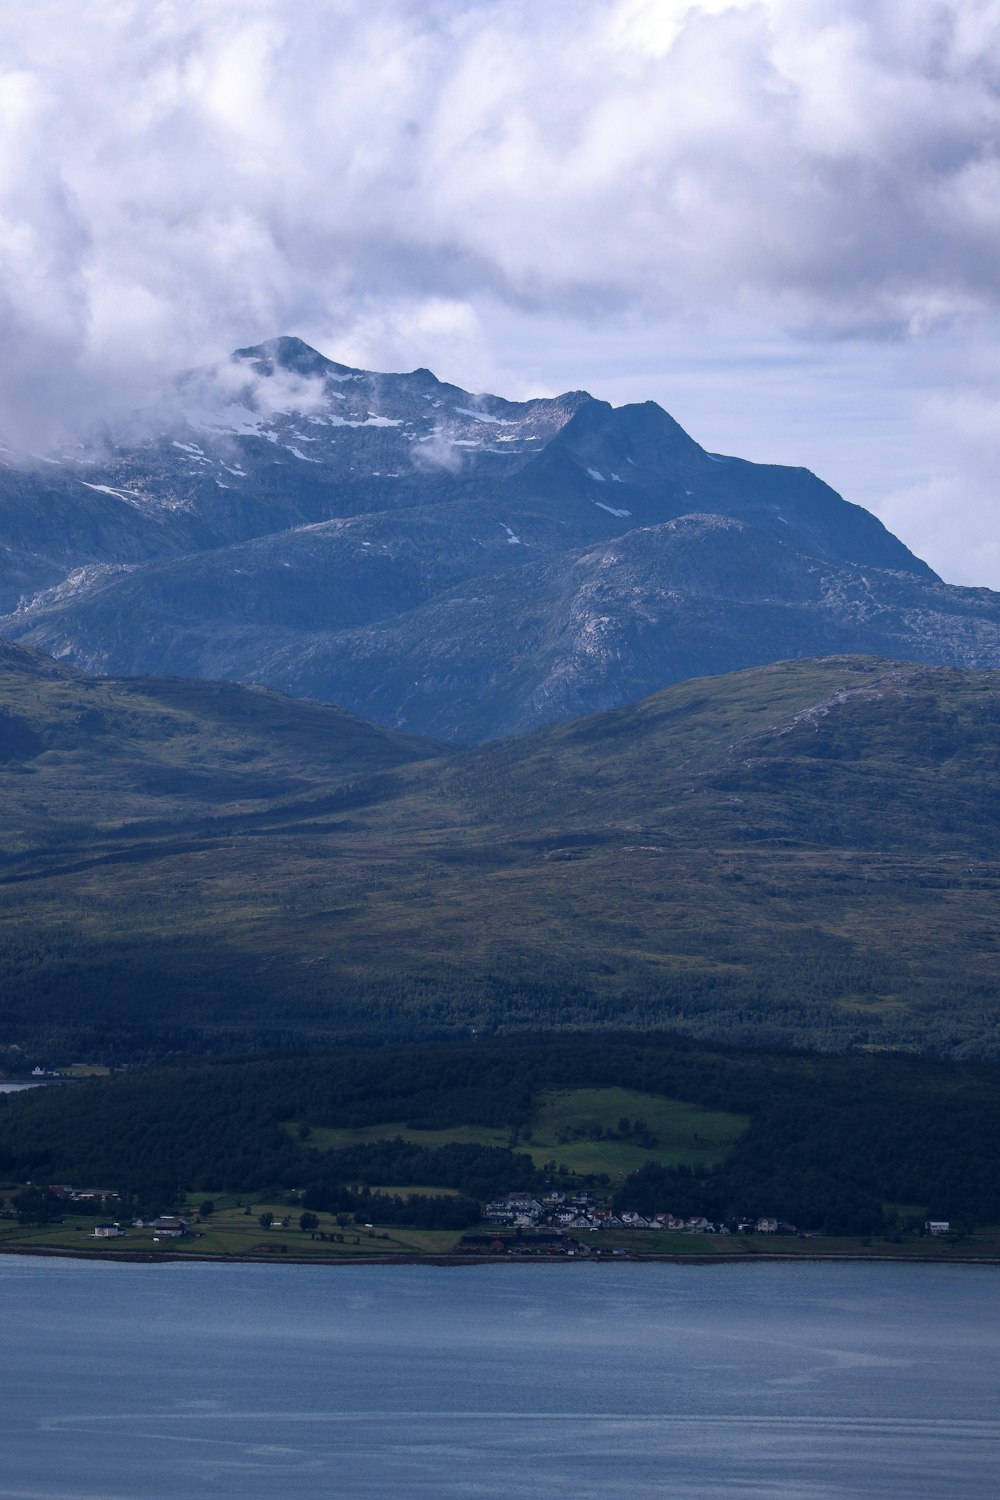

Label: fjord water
[2,1259,998,1498]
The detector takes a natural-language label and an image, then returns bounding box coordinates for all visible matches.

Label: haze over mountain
[3,337,999,741]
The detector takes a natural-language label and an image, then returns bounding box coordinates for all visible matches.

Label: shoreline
[3,1243,998,1270]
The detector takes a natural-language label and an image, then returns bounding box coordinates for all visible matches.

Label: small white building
[94,1223,124,1239]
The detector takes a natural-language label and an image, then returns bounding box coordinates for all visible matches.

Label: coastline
[3,1242,999,1269]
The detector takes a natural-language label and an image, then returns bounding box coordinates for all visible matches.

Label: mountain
[1,647,998,1061]
[3,336,998,740]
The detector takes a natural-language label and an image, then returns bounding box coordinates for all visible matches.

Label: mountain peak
[231,335,359,381]
[553,396,707,474]
[1,334,995,748]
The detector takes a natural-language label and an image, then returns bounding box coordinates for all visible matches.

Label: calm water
[1,1257,998,1498]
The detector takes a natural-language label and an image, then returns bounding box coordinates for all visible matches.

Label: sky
[1,0,999,586]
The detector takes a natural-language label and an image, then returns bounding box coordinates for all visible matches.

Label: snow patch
[499,523,523,545]
[594,501,631,518]
[190,404,264,437]
[80,481,145,505]
[325,412,402,429]
[453,406,513,425]
[286,446,322,463]
[587,468,606,481]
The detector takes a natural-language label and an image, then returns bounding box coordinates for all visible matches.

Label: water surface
[2,1257,997,1498]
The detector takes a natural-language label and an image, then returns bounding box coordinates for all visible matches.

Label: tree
[13,1186,59,1225]
[199,1200,215,1218]
[299,1212,319,1232]
[258,1211,274,1229]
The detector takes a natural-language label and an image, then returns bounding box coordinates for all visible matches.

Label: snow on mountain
[1,335,998,741]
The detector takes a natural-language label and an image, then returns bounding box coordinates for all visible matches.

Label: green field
[3,1203,998,1265]
[526,1088,747,1179]
[0,1197,461,1261]
[295,1087,747,1187]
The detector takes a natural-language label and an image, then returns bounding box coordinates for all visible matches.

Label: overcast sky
[2,0,999,585]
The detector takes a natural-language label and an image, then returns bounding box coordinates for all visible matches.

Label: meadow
[298,1087,747,1186]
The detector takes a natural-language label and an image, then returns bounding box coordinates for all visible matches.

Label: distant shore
[4,1243,998,1270]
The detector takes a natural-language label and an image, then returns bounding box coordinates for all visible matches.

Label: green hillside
[0,647,998,1059]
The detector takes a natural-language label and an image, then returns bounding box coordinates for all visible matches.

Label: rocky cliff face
[2,335,997,741]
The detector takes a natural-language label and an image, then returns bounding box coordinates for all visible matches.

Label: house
[756,1217,779,1234]
[483,1201,517,1224]
[652,1213,684,1230]
[151,1216,187,1239]
[926,1221,951,1236]
[93,1223,124,1239]
[457,1235,510,1255]
[49,1184,118,1204]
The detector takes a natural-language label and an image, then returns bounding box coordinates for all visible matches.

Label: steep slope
[0,650,997,1059]
[515,396,932,575]
[4,336,989,742]
[179,510,995,738]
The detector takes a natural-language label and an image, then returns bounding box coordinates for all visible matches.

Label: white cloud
[0,1,998,581]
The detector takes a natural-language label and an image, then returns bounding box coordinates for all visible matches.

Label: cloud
[0,0,999,588]
[1,4,998,405]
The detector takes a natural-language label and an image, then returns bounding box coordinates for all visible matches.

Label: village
[481,1189,795,1238]
[0,1180,953,1254]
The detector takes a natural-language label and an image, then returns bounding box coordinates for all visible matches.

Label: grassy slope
[1,649,999,1054]
[293,1087,747,1186]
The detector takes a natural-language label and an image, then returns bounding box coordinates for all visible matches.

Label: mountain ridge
[0,336,994,742]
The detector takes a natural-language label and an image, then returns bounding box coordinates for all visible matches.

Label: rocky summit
[2,335,998,741]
